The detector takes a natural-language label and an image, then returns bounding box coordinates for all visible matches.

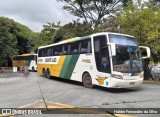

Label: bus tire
[82,73,94,88]
[42,69,46,77]
[32,67,35,72]
[17,67,20,71]
[46,69,51,79]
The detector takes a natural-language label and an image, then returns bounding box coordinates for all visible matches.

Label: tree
[117,2,160,61]
[53,20,94,42]
[15,22,38,54]
[57,0,131,26]
[0,17,17,66]
[0,17,38,66]
[98,15,119,32]
[34,22,61,50]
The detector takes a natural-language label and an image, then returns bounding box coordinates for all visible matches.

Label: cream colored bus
[37,32,150,88]
[12,54,37,71]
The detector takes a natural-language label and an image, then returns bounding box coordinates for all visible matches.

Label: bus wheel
[82,73,93,88]
[32,67,35,72]
[46,69,51,79]
[42,69,46,77]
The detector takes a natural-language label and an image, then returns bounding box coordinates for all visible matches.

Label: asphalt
[0,72,160,117]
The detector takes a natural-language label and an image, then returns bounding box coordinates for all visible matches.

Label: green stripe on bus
[25,60,31,66]
[59,55,72,78]
[60,54,80,79]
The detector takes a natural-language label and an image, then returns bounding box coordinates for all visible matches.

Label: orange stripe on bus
[52,56,66,77]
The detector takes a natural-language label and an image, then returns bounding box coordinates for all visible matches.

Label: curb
[143,80,160,84]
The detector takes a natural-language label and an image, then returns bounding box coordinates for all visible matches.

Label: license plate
[130,82,135,85]
[123,73,131,77]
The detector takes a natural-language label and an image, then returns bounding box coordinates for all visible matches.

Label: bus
[37,32,150,88]
[12,54,37,71]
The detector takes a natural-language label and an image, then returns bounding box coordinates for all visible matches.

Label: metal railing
[0,67,29,77]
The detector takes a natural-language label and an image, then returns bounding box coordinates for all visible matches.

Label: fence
[0,67,29,77]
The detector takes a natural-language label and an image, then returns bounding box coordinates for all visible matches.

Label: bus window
[43,49,47,57]
[47,48,52,56]
[59,46,63,55]
[70,42,80,54]
[62,44,69,55]
[80,40,89,53]
[38,49,42,57]
[94,35,111,73]
[54,46,59,56]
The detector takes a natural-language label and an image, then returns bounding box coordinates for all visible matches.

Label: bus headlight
[140,73,143,78]
[111,74,123,79]
[139,72,143,78]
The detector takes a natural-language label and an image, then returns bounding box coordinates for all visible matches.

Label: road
[0,72,160,117]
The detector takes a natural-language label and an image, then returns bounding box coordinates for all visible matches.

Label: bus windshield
[112,46,143,73]
[109,34,142,73]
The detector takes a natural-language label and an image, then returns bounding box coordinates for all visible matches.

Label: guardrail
[0,67,29,77]
[0,67,13,73]
[0,67,27,73]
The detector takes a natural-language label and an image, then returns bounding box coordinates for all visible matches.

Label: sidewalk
[143,80,160,84]
[0,72,23,78]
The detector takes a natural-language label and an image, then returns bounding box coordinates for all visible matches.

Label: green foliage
[34,22,61,50]
[117,2,160,61]
[0,17,38,66]
[15,22,38,54]
[37,20,94,47]
[0,17,17,66]
[53,20,94,42]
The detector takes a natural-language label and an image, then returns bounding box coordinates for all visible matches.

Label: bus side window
[59,45,63,55]
[54,46,59,56]
[38,49,42,57]
[80,39,91,54]
[63,44,68,55]
[44,49,47,57]
[51,47,55,56]
[88,40,92,53]
[68,44,71,54]
[70,42,80,54]
[47,48,52,56]
[80,40,88,53]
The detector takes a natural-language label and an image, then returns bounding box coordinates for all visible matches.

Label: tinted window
[38,38,92,56]
[62,44,69,55]
[38,49,42,57]
[59,46,63,55]
[94,35,111,73]
[47,48,52,56]
[80,39,92,54]
[70,42,80,54]
[109,34,137,46]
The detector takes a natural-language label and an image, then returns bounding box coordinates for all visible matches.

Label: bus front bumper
[109,78,143,88]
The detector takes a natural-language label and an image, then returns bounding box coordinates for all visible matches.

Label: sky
[0,0,77,32]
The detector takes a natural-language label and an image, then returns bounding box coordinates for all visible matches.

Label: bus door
[93,35,111,74]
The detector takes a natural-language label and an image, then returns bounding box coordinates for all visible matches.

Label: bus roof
[13,53,37,57]
[38,32,135,49]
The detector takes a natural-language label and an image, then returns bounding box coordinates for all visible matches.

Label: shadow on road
[41,75,84,87]
[39,75,143,93]
[93,85,142,93]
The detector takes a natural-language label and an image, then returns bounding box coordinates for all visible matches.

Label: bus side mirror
[108,43,116,56]
[139,46,151,59]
